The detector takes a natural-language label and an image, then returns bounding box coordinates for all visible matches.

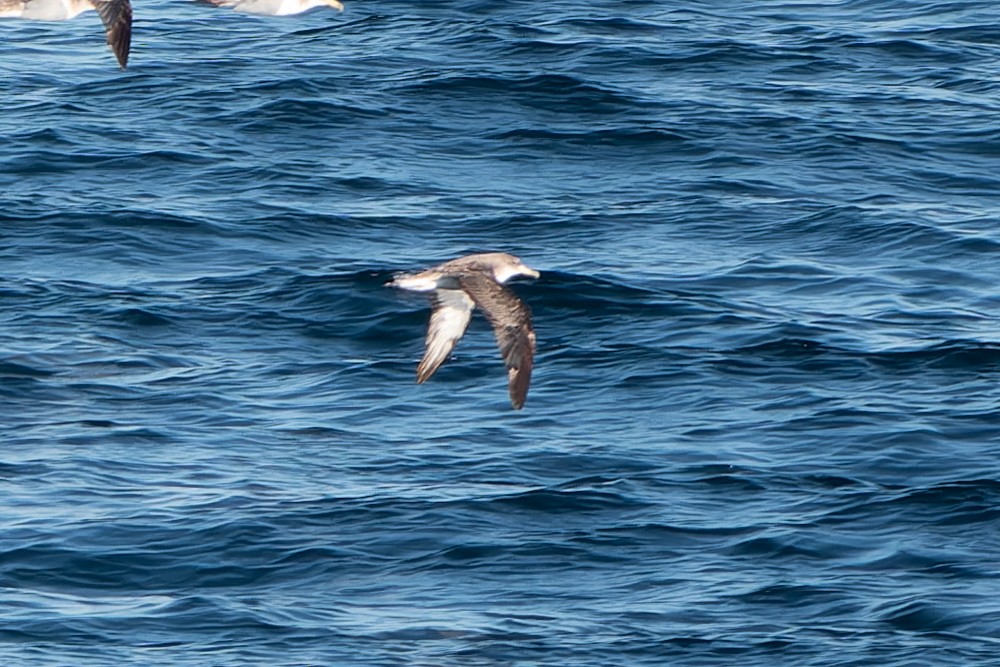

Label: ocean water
[2,0,1000,664]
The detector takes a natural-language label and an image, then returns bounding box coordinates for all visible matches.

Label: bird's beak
[328,0,344,9]
[523,267,541,280]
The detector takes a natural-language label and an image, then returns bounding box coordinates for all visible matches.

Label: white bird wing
[416,288,474,384]
[458,273,535,409]
[91,0,131,69]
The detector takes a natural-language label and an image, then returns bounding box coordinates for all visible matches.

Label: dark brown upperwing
[92,0,132,69]
[458,272,536,409]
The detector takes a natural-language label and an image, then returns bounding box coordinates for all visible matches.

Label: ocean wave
[3,0,1000,664]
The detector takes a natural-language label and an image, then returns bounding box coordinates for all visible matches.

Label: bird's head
[483,253,541,284]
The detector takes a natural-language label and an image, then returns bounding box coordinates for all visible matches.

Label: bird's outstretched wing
[91,0,131,69]
[416,288,474,384]
[458,273,535,409]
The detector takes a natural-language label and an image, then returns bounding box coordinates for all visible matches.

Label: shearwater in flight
[199,0,343,16]
[389,253,540,410]
[0,0,131,69]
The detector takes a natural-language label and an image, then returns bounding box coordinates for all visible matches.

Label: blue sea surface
[2,0,1000,664]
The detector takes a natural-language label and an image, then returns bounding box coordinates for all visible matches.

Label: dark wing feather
[91,0,131,69]
[458,273,535,409]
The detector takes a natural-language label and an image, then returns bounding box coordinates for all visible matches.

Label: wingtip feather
[507,358,532,410]
[416,355,443,384]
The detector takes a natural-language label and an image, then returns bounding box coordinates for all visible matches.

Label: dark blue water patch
[0,461,52,478]
[0,360,56,379]
[864,341,1000,372]
[734,582,851,607]
[875,597,987,633]
[400,73,654,114]
[491,126,691,147]
[481,486,647,514]
[221,98,391,131]
[559,16,676,35]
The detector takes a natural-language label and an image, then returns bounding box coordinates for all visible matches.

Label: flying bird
[389,253,540,410]
[0,0,132,69]
[199,0,343,16]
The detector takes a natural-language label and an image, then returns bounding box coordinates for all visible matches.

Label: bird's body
[200,0,342,16]
[390,253,540,410]
[0,0,131,68]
